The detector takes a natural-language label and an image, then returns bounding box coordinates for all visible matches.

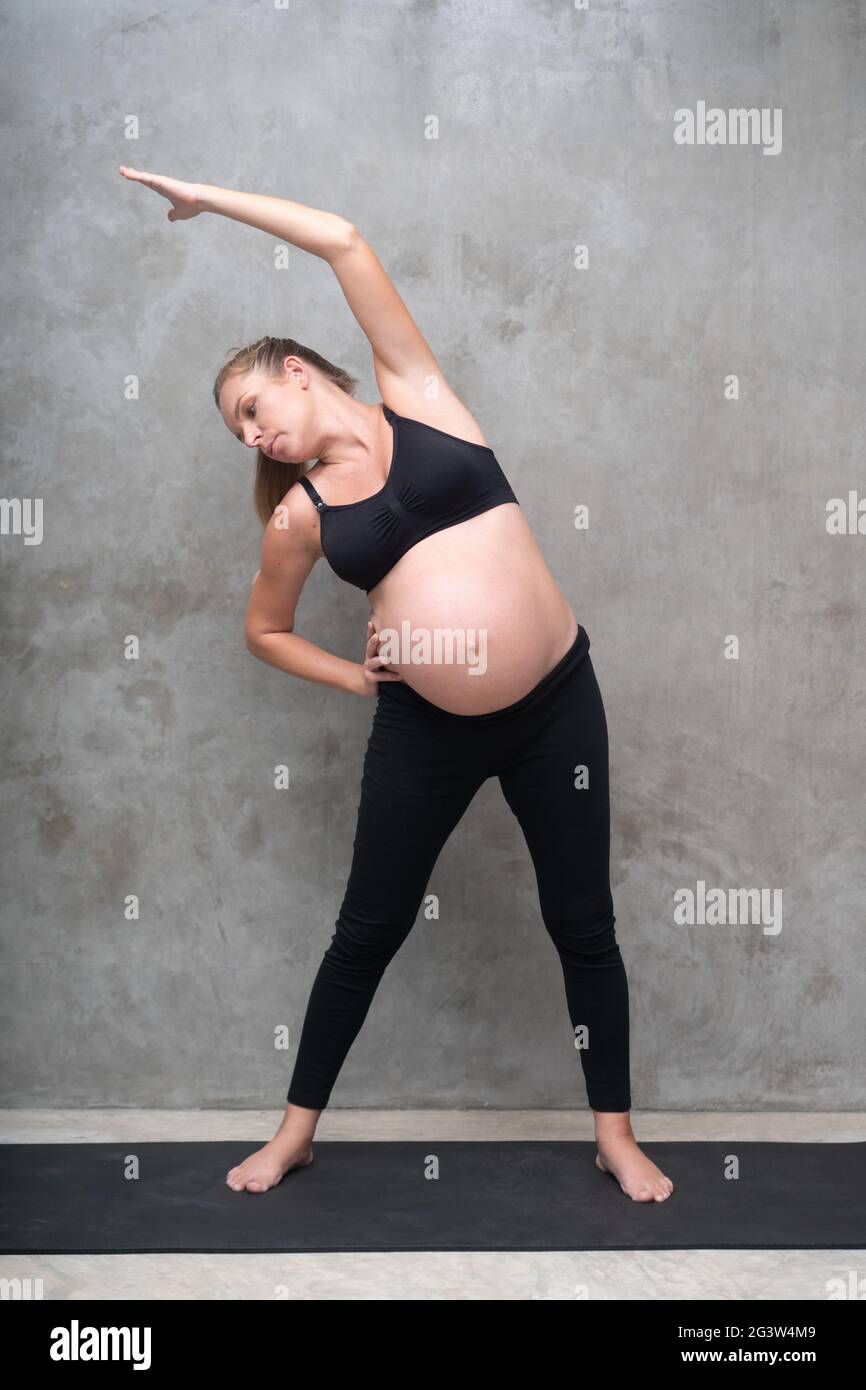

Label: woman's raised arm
[118,166,354,260]
[118,167,441,386]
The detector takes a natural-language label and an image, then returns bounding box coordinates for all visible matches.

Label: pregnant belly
[368,506,578,715]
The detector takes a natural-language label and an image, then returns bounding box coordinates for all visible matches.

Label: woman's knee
[540,892,620,957]
[322,903,416,978]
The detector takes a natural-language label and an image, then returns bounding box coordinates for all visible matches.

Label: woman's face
[220,367,313,464]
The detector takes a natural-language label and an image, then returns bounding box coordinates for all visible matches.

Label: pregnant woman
[120,166,673,1204]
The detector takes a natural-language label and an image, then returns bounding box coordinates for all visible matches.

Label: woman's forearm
[198,183,354,261]
[247,629,364,696]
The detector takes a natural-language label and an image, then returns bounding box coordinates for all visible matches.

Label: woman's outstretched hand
[118,166,205,221]
[358,619,404,696]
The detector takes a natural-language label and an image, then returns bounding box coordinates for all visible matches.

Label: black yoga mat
[0,1140,862,1254]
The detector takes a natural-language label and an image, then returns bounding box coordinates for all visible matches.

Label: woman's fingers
[119,165,160,190]
[367,666,403,681]
[363,623,402,680]
[363,618,402,681]
[118,166,202,220]
[365,634,387,663]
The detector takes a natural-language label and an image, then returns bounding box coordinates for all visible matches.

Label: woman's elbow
[244,624,269,658]
[244,624,293,659]
[329,220,359,261]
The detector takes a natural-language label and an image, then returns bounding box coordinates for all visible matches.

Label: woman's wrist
[348,662,371,697]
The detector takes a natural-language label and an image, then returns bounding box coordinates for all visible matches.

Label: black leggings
[286,625,631,1113]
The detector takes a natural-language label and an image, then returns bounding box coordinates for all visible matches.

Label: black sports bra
[296,404,519,592]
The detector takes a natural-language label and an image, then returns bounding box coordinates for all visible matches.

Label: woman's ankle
[278,1102,322,1141]
[592,1108,633,1138]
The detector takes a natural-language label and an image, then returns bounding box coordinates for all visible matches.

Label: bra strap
[297,474,328,513]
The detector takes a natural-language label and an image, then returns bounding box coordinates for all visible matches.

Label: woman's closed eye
[236,397,256,441]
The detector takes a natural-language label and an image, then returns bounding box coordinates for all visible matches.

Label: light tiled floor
[2,1109,863,1301]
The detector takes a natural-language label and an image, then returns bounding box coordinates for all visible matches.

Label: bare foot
[226,1131,314,1194]
[595,1133,674,1203]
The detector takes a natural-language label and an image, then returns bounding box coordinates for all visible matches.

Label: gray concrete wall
[2,0,863,1109]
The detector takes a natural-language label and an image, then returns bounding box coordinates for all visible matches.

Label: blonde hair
[213,335,359,527]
